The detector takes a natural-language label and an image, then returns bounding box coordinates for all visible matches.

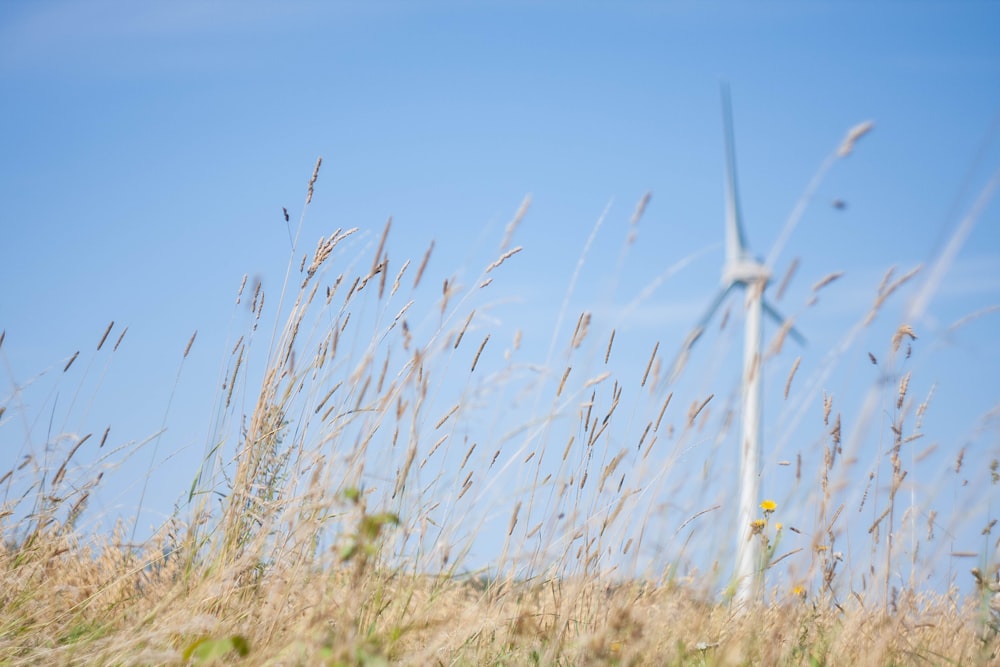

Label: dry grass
[0,537,992,665]
[2,157,999,665]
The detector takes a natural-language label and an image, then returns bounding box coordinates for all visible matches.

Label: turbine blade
[670,284,736,381]
[694,284,735,335]
[721,82,749,266]
[762,299,807,346]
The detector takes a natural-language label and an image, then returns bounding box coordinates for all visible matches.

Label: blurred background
[1,1,998,596]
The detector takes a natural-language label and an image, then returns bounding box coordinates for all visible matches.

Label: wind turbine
[674,84,804,605]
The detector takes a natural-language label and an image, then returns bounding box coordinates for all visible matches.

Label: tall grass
[1,157,998,665]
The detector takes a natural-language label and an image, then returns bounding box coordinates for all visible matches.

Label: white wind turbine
[674,84,804,605]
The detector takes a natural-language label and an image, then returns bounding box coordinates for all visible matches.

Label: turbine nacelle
[722,255,769,287]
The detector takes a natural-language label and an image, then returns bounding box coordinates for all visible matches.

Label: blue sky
[2,2,999,594]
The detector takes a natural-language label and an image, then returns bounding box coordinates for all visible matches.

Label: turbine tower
[676,84,804,605]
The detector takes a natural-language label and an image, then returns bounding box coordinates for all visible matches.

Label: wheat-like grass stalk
[2,154,998,666]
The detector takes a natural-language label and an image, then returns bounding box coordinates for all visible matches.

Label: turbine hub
[722,256,769,286]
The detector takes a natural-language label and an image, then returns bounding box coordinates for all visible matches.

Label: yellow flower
[775,522,783,531]
[760,499,777,513]
[750,519,766,534]
[792,585,807,599]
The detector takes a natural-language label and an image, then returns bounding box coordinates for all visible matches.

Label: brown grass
[0,537,991,665]
[2,158,999,665]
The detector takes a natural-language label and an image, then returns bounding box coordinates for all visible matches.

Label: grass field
[3,159,999,665]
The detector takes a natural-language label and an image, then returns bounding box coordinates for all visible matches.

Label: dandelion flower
[760,499,777,513]
[750,519,766,535]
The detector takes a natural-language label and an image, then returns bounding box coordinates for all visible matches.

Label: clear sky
[2,1,999,596]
